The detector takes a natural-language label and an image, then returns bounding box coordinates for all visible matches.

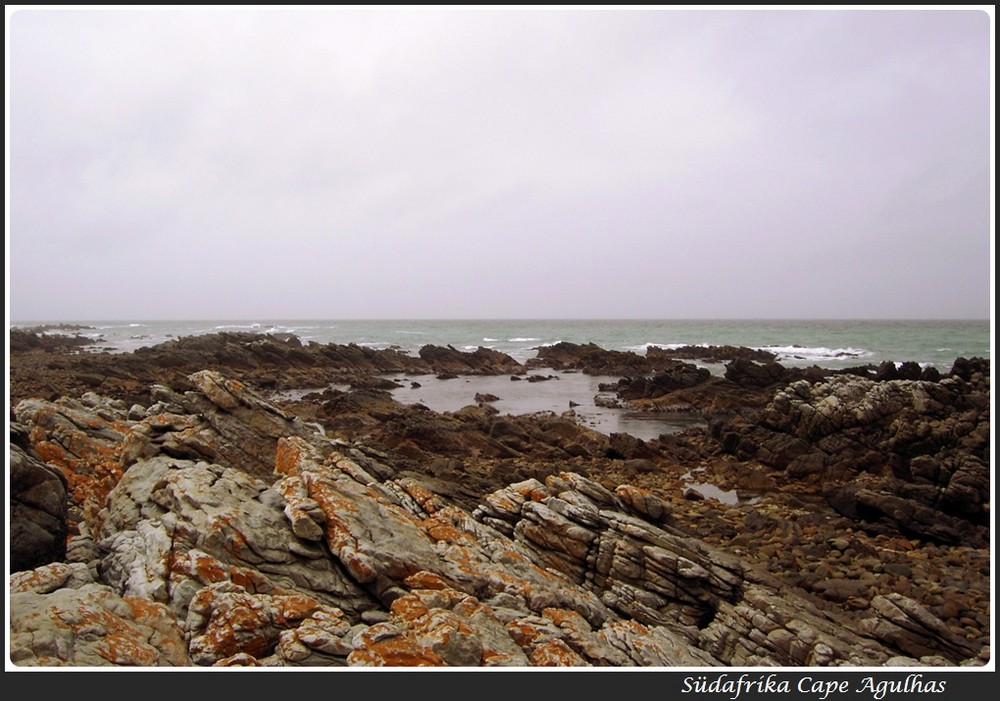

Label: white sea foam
[626,343,666,352]
[508,337,541,343]
[628,342,710,353]
[760,345,872,362]
[483,337,499,342]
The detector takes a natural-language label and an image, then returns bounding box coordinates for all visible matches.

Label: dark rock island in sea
[7,329,990,667]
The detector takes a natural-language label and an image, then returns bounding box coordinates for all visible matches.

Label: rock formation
[6,331,991,668]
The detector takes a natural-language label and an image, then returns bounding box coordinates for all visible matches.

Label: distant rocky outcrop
[9,331,526,407]
[711,358,991,547]
[527,342,660,375]
[611,363,713,400]
[418,345,526,377]
[9,326,98,353]
[646,345,778,364]
[528,342,782,376]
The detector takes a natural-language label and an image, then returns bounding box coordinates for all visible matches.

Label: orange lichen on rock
[94,628,160,666]
[615,484,669,521]
[296,477,381,582]
[122,596,168,622]
[421,513,468,544]
[274,437,307,477]
[403,571,458,591]
[174,550,227,584]
[542,606,590,631]
[390,594,431,624]
[9,562,80,594]
[27,412,126,530]
[207,514,255,560]
[409,610,483,666]
[214,653,262,666]
[347,634,447,667]
[48,596,186,666]
[187,590,276,662]
[505,619,548,648]
[275,594,322,625]
[510,479,550,502]
[397,478,445,514]
[529,638,589,666]
[168,549,277,594]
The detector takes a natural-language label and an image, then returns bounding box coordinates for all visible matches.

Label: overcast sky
[6,7,993,321]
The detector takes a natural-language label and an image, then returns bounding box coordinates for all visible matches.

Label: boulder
[9,425,69,572]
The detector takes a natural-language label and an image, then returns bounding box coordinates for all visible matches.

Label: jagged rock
[8,361,990,668]
[615,364,713,400]
[185,582,333,665]
[473,471,932,667]
[96,454,378,622]
[10,427,69,572]
[858,593,982,662]
[647,345,778,364]
[724,358,790,388]
[606,432,659,460]
[526,342,648,375]
[418,344,524,376]
[14,395,130,529]
[9,562,191,667]
[713,369,990,546]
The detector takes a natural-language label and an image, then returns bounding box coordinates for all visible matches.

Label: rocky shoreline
[8,330,991,667]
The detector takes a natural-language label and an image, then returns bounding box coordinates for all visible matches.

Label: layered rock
[417,345,526,377]
[646,345,778,364]
[527,342,662,375]
[9,424,69,572]
[9,365,989,668]
[712,359,990,547]
[10,562,191,666]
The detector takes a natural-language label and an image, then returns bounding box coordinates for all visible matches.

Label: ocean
[18,318,992,371]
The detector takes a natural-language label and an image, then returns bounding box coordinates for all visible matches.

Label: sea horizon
[9,317,991,372]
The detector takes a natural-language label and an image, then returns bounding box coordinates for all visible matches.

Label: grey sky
[7,7,993,321]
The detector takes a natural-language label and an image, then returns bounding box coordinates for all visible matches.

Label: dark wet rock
[713,364,990,546]
[723,358,790,388]
[9,327,99,353]
[418,344,524,376]
[646,345,778,364]
[614,363,712,401]
[948,356,990,383]
[606,432,660,461]
[9,424,69,573]
[593,394,622,409]
[350,377,405,391]
[527,342,654,375]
